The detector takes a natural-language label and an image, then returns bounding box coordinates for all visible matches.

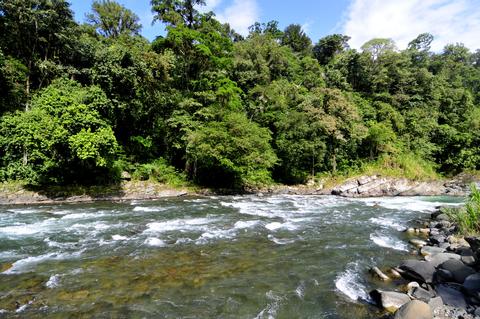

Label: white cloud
[216,0,259,35]
[342,0,480,52]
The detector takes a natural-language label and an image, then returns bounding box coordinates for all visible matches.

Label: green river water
[0,195,464,318]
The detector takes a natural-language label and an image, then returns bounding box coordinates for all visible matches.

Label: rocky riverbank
[0,173,478,205]
[369,207,480,319]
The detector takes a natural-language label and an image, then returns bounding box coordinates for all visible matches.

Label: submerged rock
[420,246,445,257]
[369,289,411,312]
[394,300,433,319]
[410,239,428,248]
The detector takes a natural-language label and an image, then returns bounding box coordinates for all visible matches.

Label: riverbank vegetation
[447,184,480,235]
[0,0,479,190]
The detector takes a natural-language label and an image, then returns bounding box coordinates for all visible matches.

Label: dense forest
[0,0,479,189]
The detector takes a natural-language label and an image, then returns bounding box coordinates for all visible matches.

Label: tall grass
[447,184,480,235]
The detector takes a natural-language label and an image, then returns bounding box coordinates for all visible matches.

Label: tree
[281,24,312,55]
[408,33,434,52]
[151,0,205,28]
[361,38,396,61]
[0,79,119,185]
[86,0,142,38]
[313,34,350,65]
[186,111,277,188]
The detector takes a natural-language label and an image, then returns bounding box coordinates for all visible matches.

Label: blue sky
[70,0,480,51]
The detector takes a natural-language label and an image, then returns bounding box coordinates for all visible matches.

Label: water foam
[145,237,166,247]
[356,197,462,212]
[3,251,83,274]
[335,262,369,301]
[370,233,409,251]
[112,235,129,241]
[145,217,217,233]
[369,217,406,231]
[45,274,61,288]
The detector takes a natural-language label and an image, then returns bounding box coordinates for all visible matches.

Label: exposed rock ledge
[330,175,479,198]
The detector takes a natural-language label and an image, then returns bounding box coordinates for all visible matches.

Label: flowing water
[0,195,464,318]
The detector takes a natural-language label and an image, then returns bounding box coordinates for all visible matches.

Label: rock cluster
[331,175,479,198]
[370,207,480,319]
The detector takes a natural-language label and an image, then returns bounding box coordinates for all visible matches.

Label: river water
[0,195,464,318]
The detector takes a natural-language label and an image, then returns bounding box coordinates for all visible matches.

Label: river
[0,195,464,318]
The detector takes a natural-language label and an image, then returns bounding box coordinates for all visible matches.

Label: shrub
[447,184,480,235]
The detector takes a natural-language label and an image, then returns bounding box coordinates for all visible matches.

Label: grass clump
[447,184,480,235]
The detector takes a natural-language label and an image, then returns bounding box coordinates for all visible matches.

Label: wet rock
[410,239,428,248]
[435,284,468,309]
[425,253,461,267]
[370,267,390,281]
[393,300,433,319]
[369,289,411,312]
[390,268,402,279]
[421,246,445,257]
[439,259,476,284]
[400,260,436,284]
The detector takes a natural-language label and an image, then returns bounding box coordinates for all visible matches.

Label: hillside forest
[0,0,479,189]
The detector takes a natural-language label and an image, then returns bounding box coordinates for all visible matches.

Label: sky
[70,0,480,51]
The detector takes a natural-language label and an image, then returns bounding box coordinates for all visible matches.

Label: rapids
[0,195,464,318]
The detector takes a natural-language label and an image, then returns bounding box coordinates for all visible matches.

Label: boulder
[393,300,433,319]
[439,259,476,284]
[425,253,461,267]
[369,289,411,312]
[370,266,390,281]
[400,260,436,284]
[410,239,428,248]
[420,246,445,256]
[465,237,480,252]
[435,284,468,309]
[463,273,480,297]
[429,235,446,245]
[434,269,454,283]
[409,286,436,302]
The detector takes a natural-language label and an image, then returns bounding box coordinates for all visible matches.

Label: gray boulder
[420,245,445,256]
[409,286,436,302]
[393,300,433,319]
[425,252,461,267]
[435,284,468,309]
[439,259,476,284]
[369,289,411,312]
[400,260,436,284]
[463,273,480,297]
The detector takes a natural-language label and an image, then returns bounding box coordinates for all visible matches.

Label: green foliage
[0,79,119,185]
[0,1,479,189]
[186,111,277,188]
[132,158,187,186]
[87,0,142,38]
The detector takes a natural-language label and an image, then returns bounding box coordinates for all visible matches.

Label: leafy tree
[281,24,312,55]
[151,0,205,28]
[313,34,350,65]
[86,0,142,38]
[0,79,119,185]
[361,38,396,61]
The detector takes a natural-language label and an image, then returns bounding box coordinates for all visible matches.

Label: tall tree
[86,0,142,38]
[361,38,396,61]
[151,0,205,28]
[281,24,312,55]
[313,34,350,65]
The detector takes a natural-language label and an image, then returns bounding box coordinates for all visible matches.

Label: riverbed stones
[425,252,461,267]
[428,296,444,311]
[400,260,436,284]
[420,246,445,256]
[409,286,436,302]
[393,300,433,319]
[410,239,428,248]
[439,259,476,284]
[369,289,411,312]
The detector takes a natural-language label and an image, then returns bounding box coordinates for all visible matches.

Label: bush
[132,158,187,187]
